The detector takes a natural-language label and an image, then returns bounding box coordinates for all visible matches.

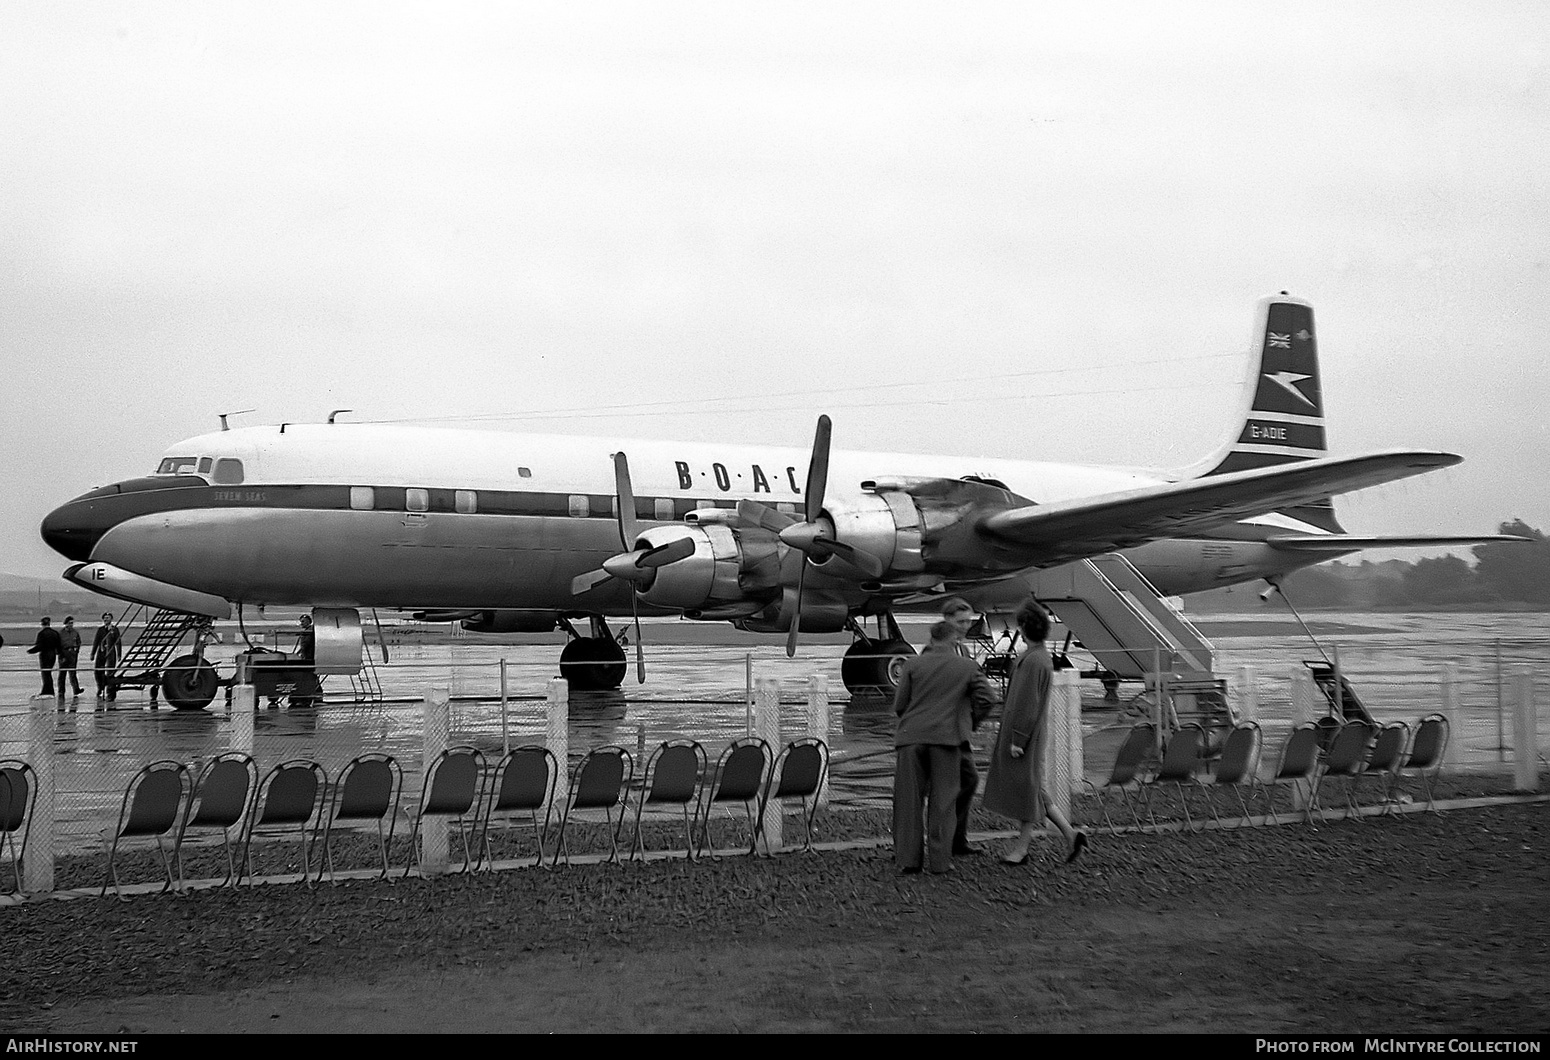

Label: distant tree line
[1195,520,1550,610]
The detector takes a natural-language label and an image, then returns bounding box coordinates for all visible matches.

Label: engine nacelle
[635,524,744,611]
[822,491,925,575]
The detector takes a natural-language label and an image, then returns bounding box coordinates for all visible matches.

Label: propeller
[733,416,884,656]
[567,452,695,683]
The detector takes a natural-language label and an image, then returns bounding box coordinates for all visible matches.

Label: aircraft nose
[40,497,110,561]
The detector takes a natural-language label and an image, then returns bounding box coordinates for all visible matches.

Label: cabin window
[212,459,244,485]
[406,488,430,512]
[568,495,589,518]
[197,457,213,475]
[350,486,375,511]
[155,456,199,475]
[518,467,532,478]
[455,490,477,514]
[654,498,674,521]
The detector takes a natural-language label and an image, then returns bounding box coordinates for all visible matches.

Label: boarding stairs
[348,641,385,706]
[1023,554,1215,680]
[112,607,199,693]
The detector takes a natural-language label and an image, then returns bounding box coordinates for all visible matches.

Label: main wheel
[841,638,916,699]
[559,637,627,691]
[161,655,219,710]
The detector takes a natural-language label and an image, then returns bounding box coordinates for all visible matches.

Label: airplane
[38,293,1518,709]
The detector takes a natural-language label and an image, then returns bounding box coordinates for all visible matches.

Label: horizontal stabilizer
[977,449,1461,566]
[1265,533,1530,553]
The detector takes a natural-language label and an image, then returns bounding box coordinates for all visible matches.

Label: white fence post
[230,684,255,755]
[1513,672,1538,793]
[420,687,450,875]
[807,672,830,809]
[1047,670,1080,821]
[547,678,569,816]
[1236,665,1258,721]
[26,696,54,893]
[755,676,781,853]
[1441,663,1463,768]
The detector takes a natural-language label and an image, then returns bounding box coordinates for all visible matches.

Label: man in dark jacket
[891,620,1000,874]
[57,615,84,700]
[26,617,62,697]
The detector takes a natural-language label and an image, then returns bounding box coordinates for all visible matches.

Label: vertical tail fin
[1180,294,1345,533]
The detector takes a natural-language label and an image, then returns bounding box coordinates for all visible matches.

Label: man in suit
[891,620,1000,874]
[939,597,991,856]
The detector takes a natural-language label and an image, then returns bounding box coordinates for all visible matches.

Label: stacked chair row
[87,736,828,897]
[1083,713,1450,832]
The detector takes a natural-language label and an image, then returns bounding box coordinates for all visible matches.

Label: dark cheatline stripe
[71,481,748,523]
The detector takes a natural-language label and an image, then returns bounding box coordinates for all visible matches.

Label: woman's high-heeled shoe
[1066,831,1089,864]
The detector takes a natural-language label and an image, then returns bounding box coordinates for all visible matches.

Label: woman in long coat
[981,599,1088,865]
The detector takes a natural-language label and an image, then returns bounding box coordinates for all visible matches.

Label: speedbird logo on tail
[1265,371,1317,409]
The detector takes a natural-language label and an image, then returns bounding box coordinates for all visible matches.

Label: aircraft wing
[1265,533,1529,552]
[975,449,1461,566]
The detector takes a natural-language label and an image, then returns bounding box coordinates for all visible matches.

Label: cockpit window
[197,457,213,474]
[155,456,200,475]
[213,459,245,485]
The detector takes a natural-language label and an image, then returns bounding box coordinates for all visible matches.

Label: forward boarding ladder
[1022,554,1216,681]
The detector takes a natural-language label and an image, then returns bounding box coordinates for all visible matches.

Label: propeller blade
[737,498,796,533]
[802,415,832,524]
[570,568,614,595]
[639,535,696,568]
[631,591,645,684]
[613,451,639,550]
[818,539,886,578]
[785,561,807,658]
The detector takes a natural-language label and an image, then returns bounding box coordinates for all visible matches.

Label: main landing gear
[841,613,916,700]
[557,615,628,692]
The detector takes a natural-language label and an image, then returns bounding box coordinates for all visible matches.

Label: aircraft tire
[841,638,916,699]
[559,637,627,691]
[161,655,219,710]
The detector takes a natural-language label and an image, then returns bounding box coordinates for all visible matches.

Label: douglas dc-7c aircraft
[39,294,1513,708]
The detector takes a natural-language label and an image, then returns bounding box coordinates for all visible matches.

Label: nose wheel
[160,654,220,710]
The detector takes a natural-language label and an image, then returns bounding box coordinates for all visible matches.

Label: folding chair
[1313,719,1376,822]
[630,740,705,861]
[404,746,486,877]
[1080,722,1155,831]
[479,746,557,869]
[0,760,36,893]
[1396,713,1450,812]
[1259,723,1321,826]
[1191,721,1261,829]
[321,753,402,881]
[101,760,190,899]
[1356,722,1410,815]
[173,752,257,888]
[757,738,828,854]
[555,746,633,866]
[696,737,771,857]
[242,759,328,885]
[1141,724,1206,832]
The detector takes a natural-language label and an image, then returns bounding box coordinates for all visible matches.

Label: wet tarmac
[1,612,1546,855]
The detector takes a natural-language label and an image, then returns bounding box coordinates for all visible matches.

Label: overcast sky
[2,2,1546,580]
